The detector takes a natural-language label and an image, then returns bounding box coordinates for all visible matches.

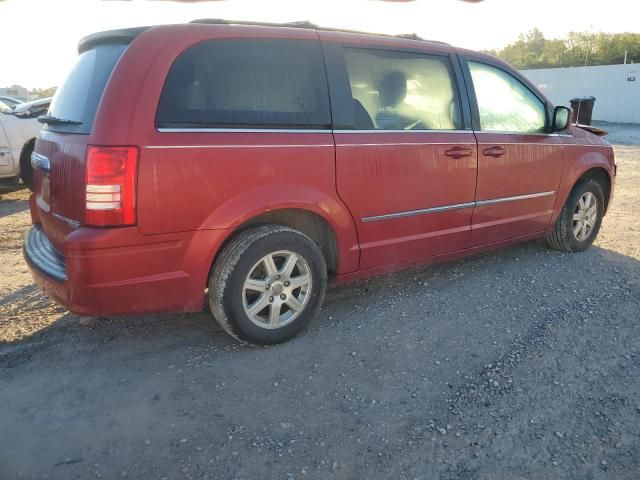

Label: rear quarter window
[46,43,127,134]
[156,39,331,129]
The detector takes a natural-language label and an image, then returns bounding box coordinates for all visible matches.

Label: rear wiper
[38,115,82,125]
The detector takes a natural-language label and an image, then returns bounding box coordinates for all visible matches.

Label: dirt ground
[1,124,639,479]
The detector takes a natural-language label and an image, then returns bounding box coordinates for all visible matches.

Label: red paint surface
[27,24,615,317]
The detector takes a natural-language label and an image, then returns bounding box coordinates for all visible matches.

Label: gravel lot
[1,125,639,479]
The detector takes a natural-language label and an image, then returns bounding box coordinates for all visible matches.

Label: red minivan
[25,20,616,344]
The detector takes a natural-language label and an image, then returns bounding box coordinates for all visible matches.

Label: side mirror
[552,106,571,132]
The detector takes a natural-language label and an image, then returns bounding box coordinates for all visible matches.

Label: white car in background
[0,96,23,108]
[0,98,51,189]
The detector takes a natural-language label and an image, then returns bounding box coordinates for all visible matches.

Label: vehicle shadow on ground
[1,240,639,365]
[0,195,29,219]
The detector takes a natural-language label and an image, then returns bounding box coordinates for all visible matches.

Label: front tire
[209,225,327,345]
[547,179,604,252]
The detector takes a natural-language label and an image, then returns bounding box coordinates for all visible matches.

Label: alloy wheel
[572,192,598,242]
[242,250,313,329]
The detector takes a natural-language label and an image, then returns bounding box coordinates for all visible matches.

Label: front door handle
[444,147,473,158]
[483,146,506,158]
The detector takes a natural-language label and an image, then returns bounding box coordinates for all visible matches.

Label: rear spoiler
[78,26,150,53]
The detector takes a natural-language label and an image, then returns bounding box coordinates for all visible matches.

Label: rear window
[46,43,126,134]
[156,39,331,129]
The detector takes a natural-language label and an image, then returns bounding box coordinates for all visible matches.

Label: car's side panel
[0,114,40,179]
[0,118,15,178]
[457,53,568,244]
[334,230,546,285]
[470,132,565,244]
[100,27,360,275]
[137,133,360,275]
[550,126,615,224]
[333,131,478,269]
[321,34,478,270]
[28,225,230,316]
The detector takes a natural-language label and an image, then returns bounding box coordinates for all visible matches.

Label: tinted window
[47,43,126,134]
[156,39,331,129]
[469,61,546,133]
[343,48,461,130]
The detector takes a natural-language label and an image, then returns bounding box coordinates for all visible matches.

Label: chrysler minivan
[24,20,616,344]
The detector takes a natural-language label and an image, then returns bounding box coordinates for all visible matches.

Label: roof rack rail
[189,18,449,46]
[190,19,319,29]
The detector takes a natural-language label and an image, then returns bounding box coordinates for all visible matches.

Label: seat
[353,99,374,130]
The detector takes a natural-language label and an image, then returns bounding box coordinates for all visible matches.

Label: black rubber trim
[23,225,67,282]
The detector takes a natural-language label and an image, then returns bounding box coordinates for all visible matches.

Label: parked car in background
[0,99,43,189]
[25,21,616,345]
[0,96,23,108]
[11,97,52,119]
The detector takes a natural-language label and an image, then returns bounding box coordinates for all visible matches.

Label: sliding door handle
[444,147,473,158]
[483,146,506,158]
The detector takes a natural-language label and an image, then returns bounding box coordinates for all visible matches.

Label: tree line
[487,29,640,70]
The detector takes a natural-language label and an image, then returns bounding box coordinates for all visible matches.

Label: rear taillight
[85,146,138,227]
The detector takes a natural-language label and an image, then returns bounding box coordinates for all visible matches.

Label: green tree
[491,29,640,69]
[29,87,57,99]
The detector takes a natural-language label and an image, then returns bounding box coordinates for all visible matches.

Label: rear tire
[547,179,604,252]
[209,225,327,345]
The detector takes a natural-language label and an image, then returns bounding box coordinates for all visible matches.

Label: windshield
[0,100,11,113]
[46,43,126,134]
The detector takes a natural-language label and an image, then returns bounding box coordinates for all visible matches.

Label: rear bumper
[24,223,229,317]
[24,226,67,282]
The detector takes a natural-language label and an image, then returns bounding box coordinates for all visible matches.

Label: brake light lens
[85,146,138,227]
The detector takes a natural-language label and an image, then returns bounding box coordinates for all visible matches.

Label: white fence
[521,64,640,124]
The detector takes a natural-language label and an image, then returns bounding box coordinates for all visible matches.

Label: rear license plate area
[37,175,51,213]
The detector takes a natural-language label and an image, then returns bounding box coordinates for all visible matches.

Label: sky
[1,0,638,89]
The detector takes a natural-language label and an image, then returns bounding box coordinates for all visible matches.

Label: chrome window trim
[337,142,472,147]
[476,130,573,137]
[156,128,475,134]
[361,191,555,223]
[157,128,332,134]
[333,129,473,134]
[145,144,334,149]
[156,127,571,137]
[146,141,584,149]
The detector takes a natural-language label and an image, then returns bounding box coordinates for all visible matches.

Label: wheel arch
[552,149,614,226]
[574,167,612,213]
[199,184,360,280]
[219,208,340,275]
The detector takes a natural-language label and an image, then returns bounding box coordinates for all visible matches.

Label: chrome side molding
[361,202,475,223]
[361,191,555,223]
[475,191,555,206]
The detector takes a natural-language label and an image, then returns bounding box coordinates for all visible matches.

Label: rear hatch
[32,40,131,253]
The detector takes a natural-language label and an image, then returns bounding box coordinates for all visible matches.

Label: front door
[464,59,565,245]
[325,41,478,270]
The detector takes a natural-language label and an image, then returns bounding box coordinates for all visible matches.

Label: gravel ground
[1,125,639,479]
